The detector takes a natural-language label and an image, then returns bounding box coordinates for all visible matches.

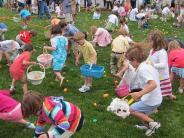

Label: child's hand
[130,92,142,101]
[75,60,79,66]
[114,73,122,78]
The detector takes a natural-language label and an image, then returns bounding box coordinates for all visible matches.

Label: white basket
[27,63,45,85]
[37,49,52,69]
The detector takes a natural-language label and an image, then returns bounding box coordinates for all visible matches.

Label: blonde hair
[147,30,167,50]
[167,40,181,53]
[91,25,97,35]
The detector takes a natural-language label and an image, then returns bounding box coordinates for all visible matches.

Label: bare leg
[22,83,28,93]
[179,78,184,89]
[130,109,154,123]
[54,71,64,86]
[3,52,10,65]
[0,51,3,68]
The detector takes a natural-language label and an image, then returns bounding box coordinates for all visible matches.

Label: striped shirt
[35,96,83,138]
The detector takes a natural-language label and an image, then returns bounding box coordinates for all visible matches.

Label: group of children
[1,0,184,137]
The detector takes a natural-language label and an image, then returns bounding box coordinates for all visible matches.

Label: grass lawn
[0,8,184,138]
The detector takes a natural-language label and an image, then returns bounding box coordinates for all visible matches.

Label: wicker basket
[27,63,45,85]
[37,49,52,69]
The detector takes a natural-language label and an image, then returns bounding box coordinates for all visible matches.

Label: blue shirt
[0,23,7,29]
[66,24,79,36]
[19,9,31,19]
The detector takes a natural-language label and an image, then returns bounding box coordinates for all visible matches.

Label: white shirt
[162,7,170,15]
[108,14,119,26]
[180,8,184,16]
[147,49,170,80]
[121,24,129,34]
[136,12,146,19]
[0,40,20,52]
[129,8,138,21]
[131,62,162,106]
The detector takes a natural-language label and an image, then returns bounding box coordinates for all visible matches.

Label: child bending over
[21,91,84,138]
[126,47,162,136]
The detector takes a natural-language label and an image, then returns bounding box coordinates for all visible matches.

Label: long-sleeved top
[35,96,83,138]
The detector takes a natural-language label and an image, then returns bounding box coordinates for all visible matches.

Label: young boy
[16,30,37,46]
[126,47,162,136]
[0,23,8,41]
[73,32,97,93]
[19,7,31,29]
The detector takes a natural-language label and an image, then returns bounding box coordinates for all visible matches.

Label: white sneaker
[79,85,90,93]
[135,124,149,130]
[26,123,35,129]
[178,88,183,94]
[145,121,161,136]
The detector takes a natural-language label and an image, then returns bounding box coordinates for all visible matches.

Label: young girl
[91,25,112,47]
[119,17,129,34]
[0,89,35,129]
[126,47,162,136]
[105,11,119,32]
[73,32,97,93]
[176,2,184,27]
[147,30,176,100]
[21,91,84,138]
[0,40,21,66]
[92,6,101,20]
[161,4,175,21]
[9,44,36,93]
[168,40,184,93]
[44,25,68,86]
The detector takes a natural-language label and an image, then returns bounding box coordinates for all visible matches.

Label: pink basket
[115,79,129,98]
[37,49,52,68]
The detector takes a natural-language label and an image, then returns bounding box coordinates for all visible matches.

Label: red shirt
[10,51,31,80]
[18,30,31,44]
[168,49,184,69]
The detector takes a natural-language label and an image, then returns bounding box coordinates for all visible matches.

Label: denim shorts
[130,101,160,115]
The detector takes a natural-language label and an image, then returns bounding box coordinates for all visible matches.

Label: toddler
[167,40,184,93]
[176,2,184,27]
[44,25,68,86]
[126,47,162,136]
[129,7,139,21]
[73,32,97,93]
[110,28,130,75]
[119,17,129,34]
[0,89,35,129]
[16,30,37,46]
[92,6,101,20]
[147,30,176,100]
[21,91,84,138]
[19,7,31,29]
[55,3,64,18]
[0,40,21,66]
[0,23,8,41]
[105,11,119,32]
[161,4,175,22]
[9,44,36,93]
[91,25,112,47]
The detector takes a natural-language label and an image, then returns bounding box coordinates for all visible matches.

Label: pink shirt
[168,49,184,68]
[0,90,19,113]
[93,28,112,47]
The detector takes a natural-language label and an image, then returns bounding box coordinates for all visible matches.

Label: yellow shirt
[79,40,97,64]
[111,35,130,53]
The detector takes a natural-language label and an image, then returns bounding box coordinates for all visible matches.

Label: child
[91,25,112,47]
[55,3,64,18]
[19,7,31,29]
[126,47,162,136]
[167,40,184,93]
[73,32,97,93]
[161,4,175,22]
[21,91,84,138]
[9,44,36,93]
[44,25,68,86]
[16,30,37,46]
[0,23,8,41]
[0,89,35,129]
[124,0,132,14]
[0,40,21,67]
[92,6,101,20]
[110,28,130,75]
[176,2,184,27]
[105,11,119,32]
[129,7,139,21]
[147,30,176,100]
[118,3,126,17]
[119,17,129,34]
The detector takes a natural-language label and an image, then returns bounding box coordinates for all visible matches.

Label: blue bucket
[80,64,104,79]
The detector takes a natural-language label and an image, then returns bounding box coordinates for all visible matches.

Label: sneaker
[145,121,161,136]
[9,85,16,93]
[26,123,35,129]
[79,85,90,93]
[178,88,183,94]
[135,123,149,130]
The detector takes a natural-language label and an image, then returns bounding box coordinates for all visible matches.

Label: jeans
[38,1,51,19]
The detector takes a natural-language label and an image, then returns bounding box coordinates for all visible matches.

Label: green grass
[0,8,184,138]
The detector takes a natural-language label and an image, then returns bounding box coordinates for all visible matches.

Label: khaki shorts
[65,13,73,23]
